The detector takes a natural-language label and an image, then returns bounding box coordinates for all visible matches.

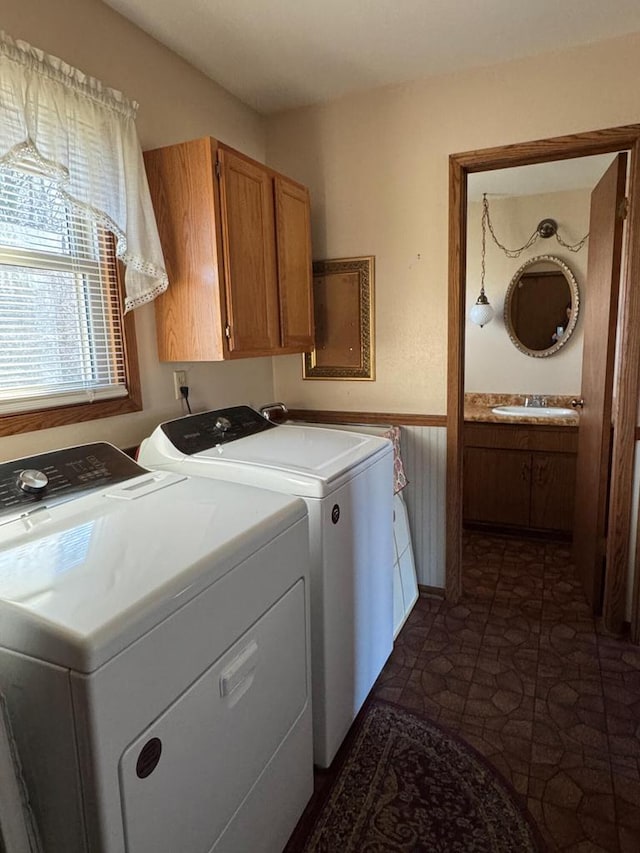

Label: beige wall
[266,32,640,415]
[1,0,271,461]
[465,190,590,395]
[4,12,640,460]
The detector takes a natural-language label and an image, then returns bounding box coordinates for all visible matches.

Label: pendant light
[469,193,495,327]
[470,192,589,329]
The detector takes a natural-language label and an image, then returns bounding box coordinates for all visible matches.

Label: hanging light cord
[482,193,589,256]
[480,195,487,297]
[555,230,590,253]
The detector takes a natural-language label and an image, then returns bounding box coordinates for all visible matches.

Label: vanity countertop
[464,393,579,427]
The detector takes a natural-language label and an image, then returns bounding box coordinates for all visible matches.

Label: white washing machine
[0,442,312,853]
[295,421,419,638]
[139,406,394,768]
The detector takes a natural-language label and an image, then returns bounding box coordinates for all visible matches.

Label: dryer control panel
[0,443,147,518]
[161,406,276,455]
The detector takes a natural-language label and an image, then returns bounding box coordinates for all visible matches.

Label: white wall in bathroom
[465,189,591,396]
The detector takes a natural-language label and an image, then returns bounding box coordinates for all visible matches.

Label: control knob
[17,469,49,495]
[215,416,232,432]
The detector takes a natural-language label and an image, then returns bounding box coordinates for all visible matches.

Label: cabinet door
[217,148,280,354]
[530,452,577,532]
[144,138,226,361]
[463,447,530,527]
[274,176,314,350]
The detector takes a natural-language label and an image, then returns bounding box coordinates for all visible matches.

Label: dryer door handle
[220,641,259,699]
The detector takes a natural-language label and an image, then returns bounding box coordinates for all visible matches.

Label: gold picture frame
[303,256,375,380]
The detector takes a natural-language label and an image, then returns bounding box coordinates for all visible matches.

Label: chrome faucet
[525,395,548,408]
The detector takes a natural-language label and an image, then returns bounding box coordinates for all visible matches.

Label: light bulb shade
[469,298,494,328]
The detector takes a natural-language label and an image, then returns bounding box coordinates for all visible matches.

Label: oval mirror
[504,255,580,358]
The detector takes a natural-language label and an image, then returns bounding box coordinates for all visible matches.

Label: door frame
[446,124,640,634]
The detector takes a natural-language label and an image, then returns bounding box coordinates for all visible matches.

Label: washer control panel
[161,406,276,455]
[0,443,146,518]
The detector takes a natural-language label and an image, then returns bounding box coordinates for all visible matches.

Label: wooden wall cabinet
[144,137,314,361]
[463,423,578,534]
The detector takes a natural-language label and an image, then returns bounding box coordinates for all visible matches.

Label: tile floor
[373,532,640,852]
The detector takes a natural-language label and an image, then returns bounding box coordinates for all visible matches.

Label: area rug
[289,701,543,852]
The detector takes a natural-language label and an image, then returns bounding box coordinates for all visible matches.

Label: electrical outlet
[173,369,187,400]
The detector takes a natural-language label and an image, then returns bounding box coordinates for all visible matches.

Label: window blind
[0,167,127,414]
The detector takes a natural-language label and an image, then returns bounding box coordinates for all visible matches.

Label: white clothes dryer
[0,443,312,853]
[139,406,394,768]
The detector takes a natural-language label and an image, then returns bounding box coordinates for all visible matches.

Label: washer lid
[186,424,391,496]
[0,473,305,673]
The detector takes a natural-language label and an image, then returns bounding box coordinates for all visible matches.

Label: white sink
[492,405,576,418]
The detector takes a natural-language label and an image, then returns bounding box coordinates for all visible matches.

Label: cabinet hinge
[618,197,629,220]
[215,159,222,179]
[225,324,231,339]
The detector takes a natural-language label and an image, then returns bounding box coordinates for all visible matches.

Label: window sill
[0,392,143,438]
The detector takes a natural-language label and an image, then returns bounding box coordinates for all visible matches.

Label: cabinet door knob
[533,458,546,486]
[571,398,584,409]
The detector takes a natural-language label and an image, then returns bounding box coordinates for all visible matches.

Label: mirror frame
[303,255,375,380]
[503,254,580,358]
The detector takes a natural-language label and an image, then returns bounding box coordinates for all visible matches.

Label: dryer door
[118,579,307,853]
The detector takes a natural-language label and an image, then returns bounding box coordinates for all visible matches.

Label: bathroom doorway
[446,124,640,637]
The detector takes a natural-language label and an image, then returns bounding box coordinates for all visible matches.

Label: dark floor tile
[473,653,536,698]
[368,533,640,853]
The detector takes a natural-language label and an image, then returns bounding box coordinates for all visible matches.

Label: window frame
[0,238,142,438]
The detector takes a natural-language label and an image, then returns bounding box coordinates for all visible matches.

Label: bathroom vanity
[463,397,578,536]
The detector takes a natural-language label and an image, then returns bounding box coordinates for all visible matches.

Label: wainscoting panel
[291,418,448,590]
[400,426,447,589]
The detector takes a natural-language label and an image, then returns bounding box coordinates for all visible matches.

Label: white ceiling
[103,0,640,115]
[467,154,618,202]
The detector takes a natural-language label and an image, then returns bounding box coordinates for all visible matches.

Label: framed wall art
[303,255,375,380]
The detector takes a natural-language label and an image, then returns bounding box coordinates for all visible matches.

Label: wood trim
[447,123,640,627]
[464,521,572,543]
[446,154,466,604]
[418,584,445,598]
[286,409,447,427]
[451,125,640,173]
[0,396,142,438]
[612,139,640,637]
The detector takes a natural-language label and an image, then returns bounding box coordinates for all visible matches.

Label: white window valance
[0,31,168,311]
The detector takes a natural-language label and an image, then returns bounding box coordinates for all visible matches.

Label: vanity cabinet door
[463,447,530,527]
[530,452,577,532]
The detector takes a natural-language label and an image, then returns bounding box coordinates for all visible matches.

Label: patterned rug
[288,701,544,852]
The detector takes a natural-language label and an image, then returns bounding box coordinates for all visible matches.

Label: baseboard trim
[463,521,572,543]
[419,584,445,598]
